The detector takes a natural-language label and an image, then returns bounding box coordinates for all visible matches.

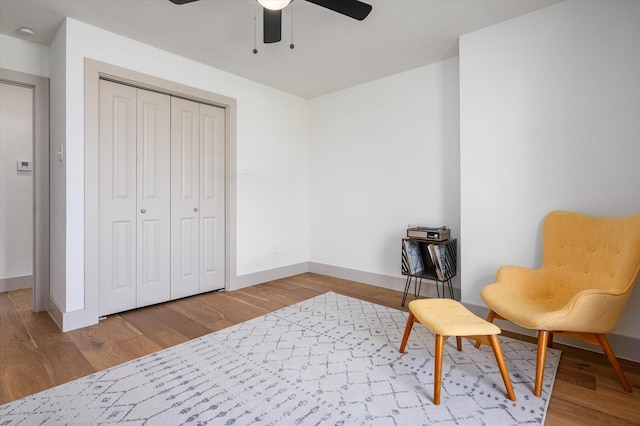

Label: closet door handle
[194,207,199,212]
[140,208,146,214]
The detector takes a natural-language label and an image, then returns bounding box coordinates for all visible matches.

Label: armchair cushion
[481,211,640,334]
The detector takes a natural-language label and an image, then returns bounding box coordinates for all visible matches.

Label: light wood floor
[1,273,639,424]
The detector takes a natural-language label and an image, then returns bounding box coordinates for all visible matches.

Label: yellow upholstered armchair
[481,210,640,397]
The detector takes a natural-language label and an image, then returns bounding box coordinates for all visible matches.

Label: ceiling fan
[169,0,372,44]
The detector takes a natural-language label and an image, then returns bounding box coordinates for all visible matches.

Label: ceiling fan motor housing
[169,0,372,44]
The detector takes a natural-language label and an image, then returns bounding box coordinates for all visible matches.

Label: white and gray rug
[1,292,560,425]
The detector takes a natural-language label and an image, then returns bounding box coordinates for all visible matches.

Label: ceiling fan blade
[168,0,200,4]
[305,0,372,21]
[263,8,282,44]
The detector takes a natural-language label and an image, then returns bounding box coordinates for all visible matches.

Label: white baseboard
[231,262,310,290]
[48,263,312,332]
[41,260,640,362]
[47,295,64,330]
[47,294,100,332]
[308,262,461,300]
[0,275,33,292]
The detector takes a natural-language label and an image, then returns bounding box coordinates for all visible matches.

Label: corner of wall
[48,17,68,311]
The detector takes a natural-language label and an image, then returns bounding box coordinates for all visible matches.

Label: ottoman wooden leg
[402,299,517,404]
[489,335,516,401]
[434,334,445,405]
[399,312,417,353]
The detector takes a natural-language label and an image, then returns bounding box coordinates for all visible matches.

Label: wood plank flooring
[1,273,639,424]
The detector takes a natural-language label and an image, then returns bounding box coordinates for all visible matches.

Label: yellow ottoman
[399,298,516,405]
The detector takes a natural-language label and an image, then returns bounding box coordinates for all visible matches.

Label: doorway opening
[0,69,50,312]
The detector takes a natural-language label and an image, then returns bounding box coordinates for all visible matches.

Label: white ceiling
[0,0,559,98]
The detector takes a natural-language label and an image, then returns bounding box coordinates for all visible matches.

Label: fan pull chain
[290,3,295,49]
[253,1,258,54]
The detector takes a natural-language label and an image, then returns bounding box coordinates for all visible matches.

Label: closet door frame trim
[84,59,236,327]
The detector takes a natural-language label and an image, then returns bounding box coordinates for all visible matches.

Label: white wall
[50,18,460,324]
[0,34,50,78]
[50,18,309,316]
[309,58,460,292]
[460,1,640,342]
[235,93,309,275]
[0,83,33,280]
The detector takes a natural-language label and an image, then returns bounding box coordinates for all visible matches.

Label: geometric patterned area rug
[0,292,561,425]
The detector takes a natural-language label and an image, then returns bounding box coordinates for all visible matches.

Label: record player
[406,225,450,241]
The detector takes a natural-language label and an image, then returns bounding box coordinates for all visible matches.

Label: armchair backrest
[542,210,640,294]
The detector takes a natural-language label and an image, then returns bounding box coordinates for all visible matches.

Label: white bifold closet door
[170,97,226,299]
[99,80,171,316]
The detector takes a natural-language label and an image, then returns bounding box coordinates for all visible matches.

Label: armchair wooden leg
[596,334,632,393]
[475,311,497,349]
[399,312,417,353]
[534,330,549,397]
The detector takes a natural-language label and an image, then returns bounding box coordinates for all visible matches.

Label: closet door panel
[171,97,200,299]
[199,104,226,291]
[99,80,137,316]
[136,89,171,307]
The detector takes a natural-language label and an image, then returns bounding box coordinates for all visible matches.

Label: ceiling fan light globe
[257,0,292,11]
